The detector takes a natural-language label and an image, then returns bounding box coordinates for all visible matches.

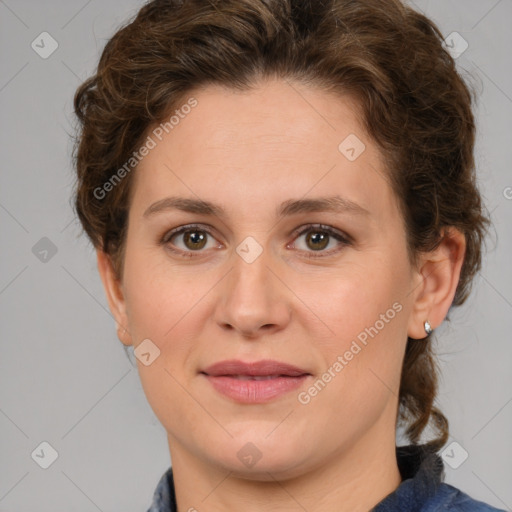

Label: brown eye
[291,224,351,258]
[162,224,219,255]
[305,231,330,251]
[181,229,208,250]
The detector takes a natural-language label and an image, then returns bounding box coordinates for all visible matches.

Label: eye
[160,223,351,259]
[161,224,220,255]
[290,224,351,257]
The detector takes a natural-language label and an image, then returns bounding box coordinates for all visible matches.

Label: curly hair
[72,0,490,453]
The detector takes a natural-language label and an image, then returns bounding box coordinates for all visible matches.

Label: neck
[168,428,402,512]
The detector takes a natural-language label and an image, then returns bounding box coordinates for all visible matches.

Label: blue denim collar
[371,444,444,511]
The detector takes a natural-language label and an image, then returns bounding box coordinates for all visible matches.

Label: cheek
[293,265,407,420]
[122,246,206,340]
[293,259,406,340]
[289,255,410,403]
[121,252,210,428]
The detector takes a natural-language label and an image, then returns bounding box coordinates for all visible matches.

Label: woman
[72,0,505,510]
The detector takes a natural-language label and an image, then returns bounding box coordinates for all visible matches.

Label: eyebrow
[143,195,370,219]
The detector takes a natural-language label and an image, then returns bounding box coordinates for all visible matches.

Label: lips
[200,359,311,404]
[201,359,310,378]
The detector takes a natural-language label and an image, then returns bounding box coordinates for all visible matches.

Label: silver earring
[424,320,433,336]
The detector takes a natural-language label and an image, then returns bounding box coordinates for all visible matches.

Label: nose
[213,244,291,338]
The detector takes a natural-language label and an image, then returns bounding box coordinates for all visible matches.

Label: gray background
[1,0,511,510]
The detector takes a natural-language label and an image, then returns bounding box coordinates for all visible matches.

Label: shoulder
[424,482,508,512]
[147,466,175,512]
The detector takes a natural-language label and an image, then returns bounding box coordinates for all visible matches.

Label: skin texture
[97,79,466,512]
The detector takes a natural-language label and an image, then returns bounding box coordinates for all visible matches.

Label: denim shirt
[147,444,506,511]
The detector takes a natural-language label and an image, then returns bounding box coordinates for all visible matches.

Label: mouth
[216,375,295,380]
[201,359,310,377]
[200,359,312,404]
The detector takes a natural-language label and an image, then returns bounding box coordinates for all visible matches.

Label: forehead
[131,79,399,224]
[167,79,366,160]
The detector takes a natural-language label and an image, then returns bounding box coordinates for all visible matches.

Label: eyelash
[159,223,352,259]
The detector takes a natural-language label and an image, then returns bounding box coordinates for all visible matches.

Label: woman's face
[105,79,425,478]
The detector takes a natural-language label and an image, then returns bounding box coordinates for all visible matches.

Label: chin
[204,435,315,481]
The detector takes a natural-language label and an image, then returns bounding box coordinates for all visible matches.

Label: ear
[407,228,466,340]
[96,250,133,346]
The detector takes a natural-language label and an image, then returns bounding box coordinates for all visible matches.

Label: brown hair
[72,0,490,452]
